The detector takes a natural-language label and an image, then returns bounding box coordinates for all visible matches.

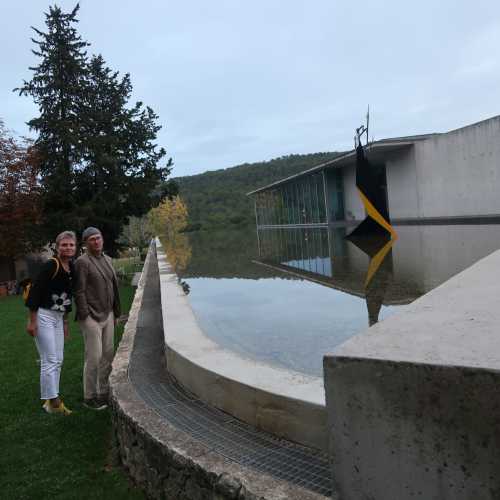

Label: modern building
[248,115,500,227]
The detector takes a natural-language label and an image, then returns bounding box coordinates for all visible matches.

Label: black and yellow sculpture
[347,120,397,240]
[349,235,395,326]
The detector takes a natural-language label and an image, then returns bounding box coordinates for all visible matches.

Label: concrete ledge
[392,214,500,225]
[324,248,500,500]
[156,239,327,451]
[110,244,327,500]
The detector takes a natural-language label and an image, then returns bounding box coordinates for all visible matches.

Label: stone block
[324,249,500,500]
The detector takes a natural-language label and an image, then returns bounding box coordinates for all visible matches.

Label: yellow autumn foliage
[148,195,188,240]
[163,233,192,273]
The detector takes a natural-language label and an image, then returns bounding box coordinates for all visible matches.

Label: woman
[26,231,77,415]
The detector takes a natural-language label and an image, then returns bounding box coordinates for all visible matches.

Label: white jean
[35,308,65,400]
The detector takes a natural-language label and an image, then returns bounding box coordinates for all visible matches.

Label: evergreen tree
[16,4,88,238]
[76,54,171,252]
[16,4,171,253]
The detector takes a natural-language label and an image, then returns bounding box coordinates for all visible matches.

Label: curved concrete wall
[156,239,327,451]
[110,244,327,500]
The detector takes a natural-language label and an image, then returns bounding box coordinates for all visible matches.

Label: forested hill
[174,152,341,230]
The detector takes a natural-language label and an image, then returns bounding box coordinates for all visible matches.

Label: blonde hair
[55,231,77,248]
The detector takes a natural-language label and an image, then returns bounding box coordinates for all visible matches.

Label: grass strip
[0,285,146,500]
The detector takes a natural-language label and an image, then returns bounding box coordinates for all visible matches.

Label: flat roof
[247,134,435,196]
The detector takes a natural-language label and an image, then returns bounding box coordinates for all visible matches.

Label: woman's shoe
[56,402,73,415]
[42,400,51,413]
[42,400,72,415]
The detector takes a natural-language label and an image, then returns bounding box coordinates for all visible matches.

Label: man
[74,227,121,410]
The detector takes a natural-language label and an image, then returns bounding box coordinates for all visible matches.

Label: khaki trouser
[79,312,114,400]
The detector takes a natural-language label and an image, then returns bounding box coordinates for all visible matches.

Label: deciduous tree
[148,195,188,240]
[0,120,41,258]
[118,215,153,255]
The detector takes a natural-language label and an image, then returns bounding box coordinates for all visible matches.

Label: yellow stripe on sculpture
[357,188,398,240]
[364,237,394,287]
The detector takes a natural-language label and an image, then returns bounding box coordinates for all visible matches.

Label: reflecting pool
[173,224,500,377]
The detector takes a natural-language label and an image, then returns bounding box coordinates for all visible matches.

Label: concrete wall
[391,224,500,292]
[385,146,419,219]
[413,116,500,218]
[323,248,500,500]
[342,163,364,221]
[157,240,328,451]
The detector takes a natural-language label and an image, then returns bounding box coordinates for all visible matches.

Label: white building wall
[385,147,419,219]
[413,116,500,218]
[342,163,365,220]
[391,224,500,293]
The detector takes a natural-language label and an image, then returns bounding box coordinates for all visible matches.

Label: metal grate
[128,250,333,497]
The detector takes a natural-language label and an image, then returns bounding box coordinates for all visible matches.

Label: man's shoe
[84,398,107,411]
[96,394,109,408]
[42,400,72,415]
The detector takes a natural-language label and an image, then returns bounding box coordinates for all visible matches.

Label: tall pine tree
[16,4,171,253]
[16,4,88,238]
[76,55,171,251]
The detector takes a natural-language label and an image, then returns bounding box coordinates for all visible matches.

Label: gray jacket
[74,253,121,321]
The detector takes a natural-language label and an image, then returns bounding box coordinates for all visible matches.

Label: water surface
[174,224,500,376]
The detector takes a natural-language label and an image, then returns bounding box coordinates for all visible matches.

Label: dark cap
[82,227,101,241]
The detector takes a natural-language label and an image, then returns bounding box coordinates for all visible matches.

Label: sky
[2,1,500,177]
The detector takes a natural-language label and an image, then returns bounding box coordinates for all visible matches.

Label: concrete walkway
[127,248,333,498]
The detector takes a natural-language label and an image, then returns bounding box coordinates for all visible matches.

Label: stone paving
[127,248,333,498]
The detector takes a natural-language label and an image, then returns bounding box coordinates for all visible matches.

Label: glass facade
[254,171,327,226]
[258,227,333,277]
[325,169,345,221]
[254,169,343,226]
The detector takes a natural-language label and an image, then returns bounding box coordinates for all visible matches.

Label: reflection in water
[162,233,192,274]
[175,225,500,376]
[257,227,398,326]
[362,238,394,288]
[350,236,395,326]
[178,279,191,295]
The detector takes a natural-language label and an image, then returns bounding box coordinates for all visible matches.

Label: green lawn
[0,286,146,500]
[113,257,144,286]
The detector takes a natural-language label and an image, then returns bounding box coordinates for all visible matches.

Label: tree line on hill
[173,152,341,231]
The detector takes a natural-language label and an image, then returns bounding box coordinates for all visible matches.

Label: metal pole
[366,104,370,147]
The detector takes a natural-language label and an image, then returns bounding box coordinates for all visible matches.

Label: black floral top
[26,257,74,313]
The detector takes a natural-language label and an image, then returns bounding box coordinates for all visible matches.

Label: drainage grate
[128,251,333,497]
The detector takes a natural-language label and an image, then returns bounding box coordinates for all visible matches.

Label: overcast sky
[2,1,500,177]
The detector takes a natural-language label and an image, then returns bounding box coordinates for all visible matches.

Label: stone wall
[111,397,270,500]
